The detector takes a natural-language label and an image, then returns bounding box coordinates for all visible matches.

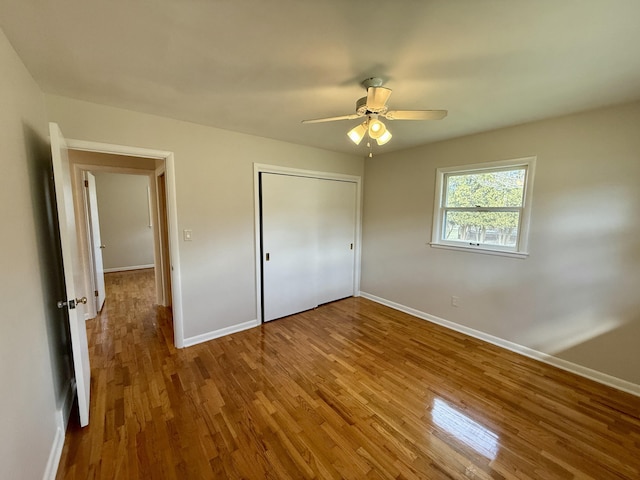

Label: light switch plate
[183,229,192,241]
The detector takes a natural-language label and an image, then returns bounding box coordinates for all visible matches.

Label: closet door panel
[261,173,318,321]
[316,179,357,305]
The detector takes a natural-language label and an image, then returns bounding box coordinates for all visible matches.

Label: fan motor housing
[361,77,384,89]
[356,96,388,115]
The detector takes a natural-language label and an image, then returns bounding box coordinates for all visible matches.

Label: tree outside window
[444,169,525,247]
[432,158,535,257]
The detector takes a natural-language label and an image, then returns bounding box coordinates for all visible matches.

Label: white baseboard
[103,264,154,273]
[360,292,640,397]
[43,380,76,480]
[183,319,260,347]
[42,427,65,480]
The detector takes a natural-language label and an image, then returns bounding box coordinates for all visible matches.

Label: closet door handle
[266,253,270,261]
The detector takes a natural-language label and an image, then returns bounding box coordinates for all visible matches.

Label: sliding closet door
[261,173,358,322]
[316,179,356,305]
[262,173,319,321]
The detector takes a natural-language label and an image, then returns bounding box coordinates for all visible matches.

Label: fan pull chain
[367,141,373,158]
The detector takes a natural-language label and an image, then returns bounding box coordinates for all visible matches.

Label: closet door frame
[253,163,362,324]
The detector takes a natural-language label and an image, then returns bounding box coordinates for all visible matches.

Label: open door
[50,122,91,427]
[86,172,106,312]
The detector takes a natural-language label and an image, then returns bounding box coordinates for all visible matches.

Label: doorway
[66,141,184,347]
[70,153,166,311]
[51,124,184,427]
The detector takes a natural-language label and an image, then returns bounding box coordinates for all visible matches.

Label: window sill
[429,242,529,259]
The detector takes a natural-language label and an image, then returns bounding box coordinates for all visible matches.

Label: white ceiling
[2,0,640,155]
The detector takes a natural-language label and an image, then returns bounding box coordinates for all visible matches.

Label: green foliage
[444,169,525,246]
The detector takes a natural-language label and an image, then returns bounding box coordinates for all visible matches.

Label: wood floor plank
[56,269,640,479]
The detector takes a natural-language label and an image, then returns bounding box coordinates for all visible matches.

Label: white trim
[103,264,155,273]
[360,291,640,398]
[183,319,260,347]
[65,139,185,348]
[42,427,65,480]
[66,139,172,159]
[253,163,363,324]
[43,381,76,480]
[164,153,184,348]
[431,156,536,256]
[429,242,529,259]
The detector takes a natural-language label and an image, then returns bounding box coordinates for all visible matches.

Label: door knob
[57,297,87,309]
[99,245,106,249]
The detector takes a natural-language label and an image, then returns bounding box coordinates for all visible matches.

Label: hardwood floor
[57,269,640,479]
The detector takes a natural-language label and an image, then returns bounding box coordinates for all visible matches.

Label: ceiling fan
[302,77,447,147]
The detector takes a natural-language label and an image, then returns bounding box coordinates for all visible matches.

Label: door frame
[67,139,186,348]
[155,169,173,307]
[253,163,363,324]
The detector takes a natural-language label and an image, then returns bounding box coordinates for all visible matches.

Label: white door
[316,179,356,305]
[50,122,91,427]
[86,172,106,312]
[261,173,357,321]
[262,173,319,321]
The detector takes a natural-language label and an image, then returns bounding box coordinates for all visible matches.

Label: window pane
[443,210,520,248]
[445,168,525,208]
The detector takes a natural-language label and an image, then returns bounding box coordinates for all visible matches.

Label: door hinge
[84,180,89,187]
[95,290,99,297]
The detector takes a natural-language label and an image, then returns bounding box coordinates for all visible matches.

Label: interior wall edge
[360,291,640,398]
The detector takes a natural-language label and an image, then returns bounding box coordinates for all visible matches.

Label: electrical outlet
[451,296,460,307]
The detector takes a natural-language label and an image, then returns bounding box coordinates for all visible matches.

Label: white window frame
[430,156,536,259]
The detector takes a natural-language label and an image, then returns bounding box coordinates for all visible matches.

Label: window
[431,157,535,258]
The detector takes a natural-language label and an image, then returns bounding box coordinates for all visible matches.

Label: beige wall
[45,95,365,340]
[362,101,640,385]
[94,172,155,270]
[0,29,73,479]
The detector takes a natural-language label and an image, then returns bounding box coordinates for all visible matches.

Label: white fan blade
[366,87,392,111]
[301,114,362,124]
[383,110,448,120]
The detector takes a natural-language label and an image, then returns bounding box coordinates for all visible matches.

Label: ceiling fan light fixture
[368,116,387,140]
[347,121,368,145]
[303,77,448,150]
[376,129,392,145]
